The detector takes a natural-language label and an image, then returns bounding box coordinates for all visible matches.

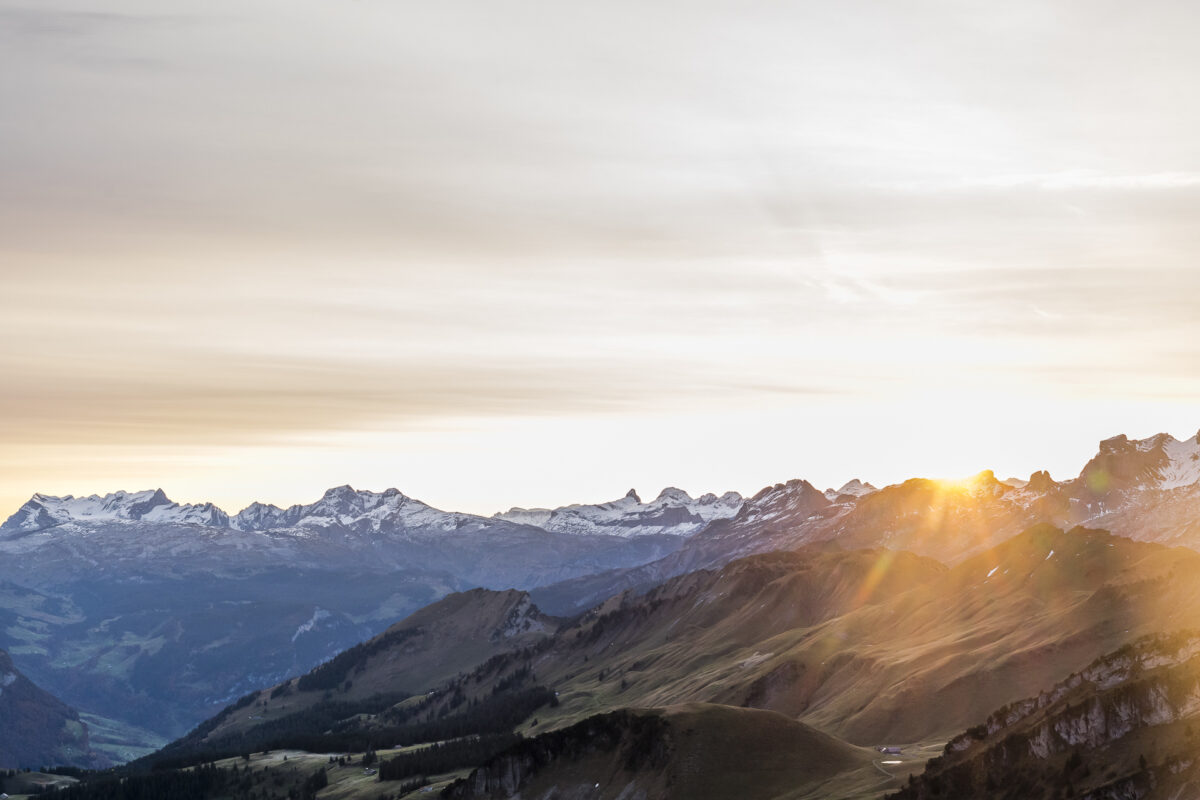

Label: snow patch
[3,489,230,533]
[1160,435,1200,490]
[739,651,773,669]
[823,479,878,501]
[292,608,332,642]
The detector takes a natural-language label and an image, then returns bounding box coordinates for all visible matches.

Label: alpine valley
[4,430,1200,800]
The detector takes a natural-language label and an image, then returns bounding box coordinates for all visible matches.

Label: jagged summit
[3,482,749,541]
[823,479,878,501]
[495,487,744,539]
[749,478,827,505]
[0,485,468,538]
[1027,469,1055,493]
[1078,429,1200,494]
[228,485,440,532]
[1,488,230,534]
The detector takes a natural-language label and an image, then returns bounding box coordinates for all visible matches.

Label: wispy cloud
[0,6,191,41]
[877,171,1200,194]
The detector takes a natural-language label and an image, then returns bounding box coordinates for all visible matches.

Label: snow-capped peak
[1158,432,1200,489]
[6,482,748,541]
[494,487,744,538]
[1078,430,1200,493]
[823,479,878,502]
[655,487,691,503]
[229,486,450,532]
[0,489,230,534]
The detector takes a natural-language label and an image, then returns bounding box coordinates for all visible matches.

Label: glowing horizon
[3,1,1199,520]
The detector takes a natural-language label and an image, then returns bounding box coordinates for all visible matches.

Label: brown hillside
[531,527,1200,746]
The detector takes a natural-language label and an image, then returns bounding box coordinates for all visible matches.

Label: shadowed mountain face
[169,587,560,754]
[0,648,98,769]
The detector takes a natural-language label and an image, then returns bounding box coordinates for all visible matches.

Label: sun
[932,470,1000,493]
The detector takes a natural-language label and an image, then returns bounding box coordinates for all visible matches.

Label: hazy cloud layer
[2,0,1198,512]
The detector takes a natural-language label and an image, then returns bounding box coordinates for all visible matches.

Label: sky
[2,0,1199,517]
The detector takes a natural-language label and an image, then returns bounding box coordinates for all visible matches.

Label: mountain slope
[0,648,98,769]
[164,587,558,754]
[522,526,1200,748]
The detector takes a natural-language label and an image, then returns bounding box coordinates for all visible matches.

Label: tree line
[377,733,520,782]
[142,685,556,772]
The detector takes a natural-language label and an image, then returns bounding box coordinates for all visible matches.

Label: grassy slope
[196,748,464,800]
[77,713,167,764]
[521,527,1200,748]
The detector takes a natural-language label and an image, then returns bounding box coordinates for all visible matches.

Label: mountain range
[3,428,1200,795]
[0,482,759,746]
[3,483,747,539]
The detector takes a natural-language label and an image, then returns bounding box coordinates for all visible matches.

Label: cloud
[2,0,1198,510]
[0,8,156,38]
[0,339,841,447]
[876,171,1200,194]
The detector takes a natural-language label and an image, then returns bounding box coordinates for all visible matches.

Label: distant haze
[2,0,1198,516]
